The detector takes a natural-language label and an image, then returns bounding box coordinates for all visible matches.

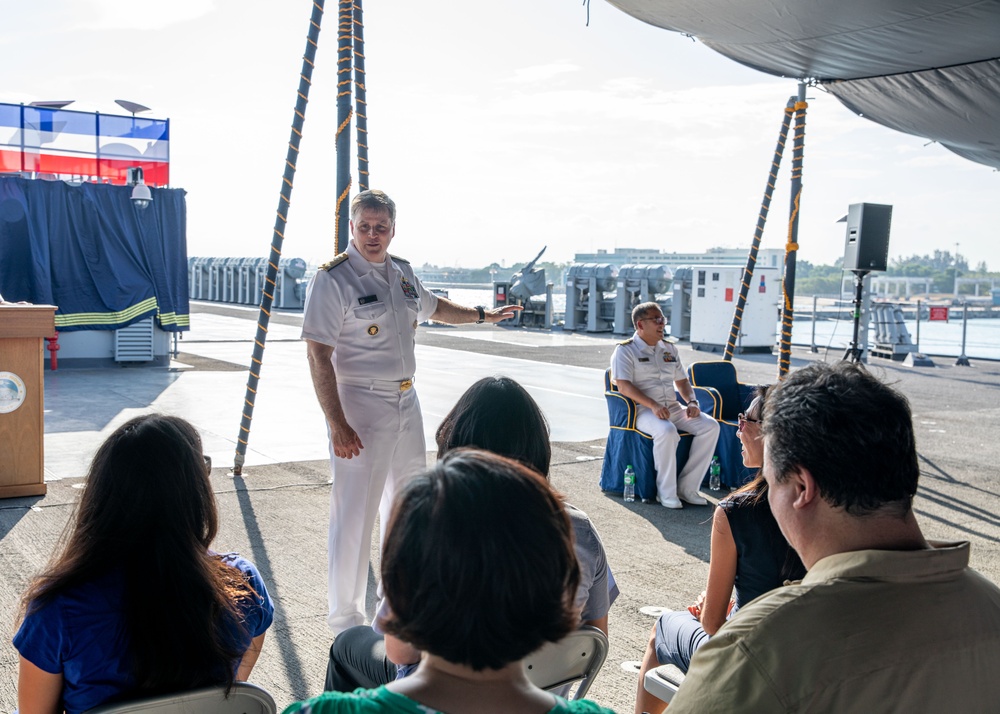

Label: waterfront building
[573,247,784,270]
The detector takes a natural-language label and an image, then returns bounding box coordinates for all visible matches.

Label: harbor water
[444,288,1000,361]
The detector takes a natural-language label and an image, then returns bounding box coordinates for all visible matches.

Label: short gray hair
[350,189,396,224]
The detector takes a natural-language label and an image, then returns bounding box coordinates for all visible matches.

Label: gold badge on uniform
[367,324,379,336]
[412,320,418,330]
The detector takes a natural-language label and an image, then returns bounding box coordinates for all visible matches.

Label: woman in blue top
[285,449,613,714]
[14,414,274,714]
[633,386,805,714]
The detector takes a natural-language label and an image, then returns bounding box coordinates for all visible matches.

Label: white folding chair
[644,663,686,704]
[84,681,276,714]
[524,625,609,700]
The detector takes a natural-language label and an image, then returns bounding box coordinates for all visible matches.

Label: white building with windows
[573,247,784,271]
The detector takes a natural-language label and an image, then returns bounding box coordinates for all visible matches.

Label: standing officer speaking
[610,302,719,509]
[302,190,521,635]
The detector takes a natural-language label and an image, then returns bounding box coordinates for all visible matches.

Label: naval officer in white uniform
[610,301,720,509]
[302,189,521,634]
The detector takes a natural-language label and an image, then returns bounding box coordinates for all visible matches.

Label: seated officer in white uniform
[302,189,521,635]
[610,302,719,509]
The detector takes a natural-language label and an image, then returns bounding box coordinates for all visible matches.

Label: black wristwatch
[475,306,486,324]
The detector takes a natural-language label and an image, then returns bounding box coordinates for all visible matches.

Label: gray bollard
[955,302,971,366]
[810,295,818,353]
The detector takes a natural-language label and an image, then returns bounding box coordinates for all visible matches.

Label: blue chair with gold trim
[687,361,761,489]
[600,369,715,501]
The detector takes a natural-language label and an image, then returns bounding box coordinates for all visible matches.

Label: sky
[2,0,998,272]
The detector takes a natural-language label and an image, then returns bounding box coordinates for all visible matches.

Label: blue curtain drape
[0,176,189,331]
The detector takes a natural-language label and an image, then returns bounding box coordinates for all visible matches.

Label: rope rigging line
[777,84,808,380]
[723,95,796,361]
[232,0,327,476]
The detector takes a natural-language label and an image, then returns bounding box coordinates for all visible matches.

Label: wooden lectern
[0,305,56,498]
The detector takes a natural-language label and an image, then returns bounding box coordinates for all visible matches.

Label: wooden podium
[0,305,56,498]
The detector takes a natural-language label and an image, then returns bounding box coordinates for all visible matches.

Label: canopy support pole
[354,0,369,192]
[334,0,353,253]
[777,81,807,379]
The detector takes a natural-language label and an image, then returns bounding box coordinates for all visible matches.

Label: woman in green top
[283,450,615,714]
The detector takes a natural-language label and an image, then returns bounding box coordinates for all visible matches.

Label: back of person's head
[381,449,580,670]
[23,414,250,693]
[763,362,918,515]
[76,414,217,555]
[350,189,396,224]
[435,376,551,476]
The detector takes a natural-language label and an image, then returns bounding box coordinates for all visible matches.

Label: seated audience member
[634,386,804,714]
[326,376,614,693]
[669,362,1000,712]
[288,450,615,713]
[14,415,274,714]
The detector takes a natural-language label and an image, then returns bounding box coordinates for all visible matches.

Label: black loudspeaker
[842,202,892,272]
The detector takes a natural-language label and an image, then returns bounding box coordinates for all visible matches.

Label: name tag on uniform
[638,357,650,362]
[358,294,378,305]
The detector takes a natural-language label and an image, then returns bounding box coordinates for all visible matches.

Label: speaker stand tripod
[843,270,871,363]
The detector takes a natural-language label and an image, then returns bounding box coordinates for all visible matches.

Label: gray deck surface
[2,301,998,713]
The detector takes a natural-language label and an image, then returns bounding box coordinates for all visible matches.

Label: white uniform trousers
[635,403,720,502]
[326,380,426,635]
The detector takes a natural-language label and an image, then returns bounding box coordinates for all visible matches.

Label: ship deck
[2,301,998,712]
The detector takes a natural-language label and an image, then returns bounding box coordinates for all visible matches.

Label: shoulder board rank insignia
[617,338,633,345]
[389,253,410,265]
[319,253,348,271]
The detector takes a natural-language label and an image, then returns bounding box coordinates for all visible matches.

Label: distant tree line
[887,251,995,294]
[794,260,846,296]
[758,253,995,296]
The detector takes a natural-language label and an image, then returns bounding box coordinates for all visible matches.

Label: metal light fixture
[28,100,76,109]
[115,99,151,116]
[127,166,153,209]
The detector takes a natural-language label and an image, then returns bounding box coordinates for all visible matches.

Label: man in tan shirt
[668,361,1000,712]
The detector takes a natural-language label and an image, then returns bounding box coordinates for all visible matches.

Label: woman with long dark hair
[14,414,273,714]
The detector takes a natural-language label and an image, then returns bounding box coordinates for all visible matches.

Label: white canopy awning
[604,0,1000,169]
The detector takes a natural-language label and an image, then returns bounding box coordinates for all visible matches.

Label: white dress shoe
[679,491,708,506]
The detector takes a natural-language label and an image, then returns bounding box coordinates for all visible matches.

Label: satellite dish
[115,99,152,116]
[28,100,75,109]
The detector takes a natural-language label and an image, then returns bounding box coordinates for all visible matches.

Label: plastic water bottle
[709,456,721,491]
[623,464,635,502]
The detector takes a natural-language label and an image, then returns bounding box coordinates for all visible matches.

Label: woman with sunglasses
[14,414,274,714]
[633,386,805,714]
